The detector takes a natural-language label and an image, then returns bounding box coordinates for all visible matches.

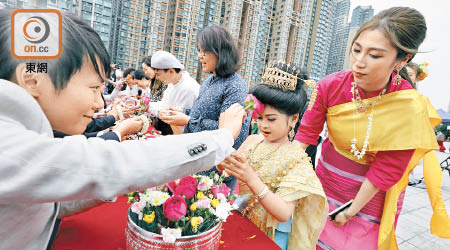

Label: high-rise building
[77,0,114,51]
[1,0,36,8]
[325,0,350,75]
[238,0,316,87]
[343,5,374,69]
[110,0,169,69]
[237,0,272,87]
[38,0,77,12]
[350,5,373,27]
[5,0,340,85]
[343,25,358,69]
[308,0,334,80]
[286,0,315,68]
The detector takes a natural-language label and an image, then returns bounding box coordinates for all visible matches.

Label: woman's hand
[159,108,189,126]
[332,210,351,227]
[218,152,259,185]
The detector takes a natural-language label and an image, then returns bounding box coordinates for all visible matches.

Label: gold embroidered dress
[239,141,327,250]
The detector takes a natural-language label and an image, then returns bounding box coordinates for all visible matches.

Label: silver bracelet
[255,185,269,201]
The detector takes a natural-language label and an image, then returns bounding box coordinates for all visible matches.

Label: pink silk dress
[295,70,414,250]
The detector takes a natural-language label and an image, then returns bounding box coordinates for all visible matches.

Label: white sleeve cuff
[112,130,122,142]
[212,128,235,165]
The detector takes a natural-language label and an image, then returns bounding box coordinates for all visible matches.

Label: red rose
[167,176,197,199]
[163,195,187,221]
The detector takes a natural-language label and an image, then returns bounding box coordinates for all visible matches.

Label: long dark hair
[197,26,241,78]
[141,56,164,92]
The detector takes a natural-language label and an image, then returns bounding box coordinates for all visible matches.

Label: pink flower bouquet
[126,173,237,243]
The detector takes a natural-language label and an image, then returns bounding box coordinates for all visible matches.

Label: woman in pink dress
[294,7,450,250]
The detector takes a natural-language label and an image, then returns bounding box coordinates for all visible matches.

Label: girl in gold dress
[219,62,328,250]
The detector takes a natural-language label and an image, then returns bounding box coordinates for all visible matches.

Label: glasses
[197,49,206,57]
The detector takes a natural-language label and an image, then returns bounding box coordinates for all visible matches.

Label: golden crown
[260,61,300,91]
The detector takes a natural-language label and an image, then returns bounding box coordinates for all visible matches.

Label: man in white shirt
[149,51,200,134]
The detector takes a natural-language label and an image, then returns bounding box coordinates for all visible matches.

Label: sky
[349,0,450,111]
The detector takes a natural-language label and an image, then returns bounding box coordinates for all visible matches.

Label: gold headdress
[260,61,299,91]
[260,61,318,110]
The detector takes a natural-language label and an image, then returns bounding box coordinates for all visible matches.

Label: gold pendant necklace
[349,82,387,159]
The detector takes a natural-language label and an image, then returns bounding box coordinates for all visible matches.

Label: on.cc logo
[23,16,50,44]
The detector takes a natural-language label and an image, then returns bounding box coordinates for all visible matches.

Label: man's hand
[107,105,119,121]
[219,103,246,139]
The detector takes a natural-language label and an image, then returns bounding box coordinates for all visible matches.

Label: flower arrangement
[417,62,429,81]
[125,173,237,243]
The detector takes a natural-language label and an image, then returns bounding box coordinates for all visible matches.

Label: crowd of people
[0,5,449,250]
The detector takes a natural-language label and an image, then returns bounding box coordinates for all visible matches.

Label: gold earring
[393,65,403,85]
[288,127,295,141]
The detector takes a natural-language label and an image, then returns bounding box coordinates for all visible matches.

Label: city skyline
[6,0,440,98]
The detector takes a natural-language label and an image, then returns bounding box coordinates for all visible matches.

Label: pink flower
[131,202,142,214]
[131,199,146,214]
[212,183,231,198]
[195,198,212,209]
[197,182,208,191]
[168,176,197,199]
[142,95,151,106]
[163,195,187,221]
[244,94,264,119]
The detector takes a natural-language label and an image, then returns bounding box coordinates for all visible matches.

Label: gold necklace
[350,82,386,113]
[350,82,387,159]
[241,140,289,216]
[248,140,288,166]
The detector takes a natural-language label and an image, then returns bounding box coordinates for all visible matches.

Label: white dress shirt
[123,84,139,97]
[148,71,200,116]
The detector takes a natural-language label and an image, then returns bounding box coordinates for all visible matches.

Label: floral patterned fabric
[148,81,167,102]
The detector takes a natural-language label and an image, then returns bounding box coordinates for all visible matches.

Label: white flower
[214,203,233,222]
[159,192,170,203]
[141,192,153,202]
[217,193,227,203]
[198,176,213,191]
[141,191,170,206]
[151,198,163,206]
[161,227,181,243]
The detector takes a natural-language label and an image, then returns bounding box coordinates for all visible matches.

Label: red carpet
[52,196,280,250]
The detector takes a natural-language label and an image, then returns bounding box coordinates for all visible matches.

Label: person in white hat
[148,50,200,134]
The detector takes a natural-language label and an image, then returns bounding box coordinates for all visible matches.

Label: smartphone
[328,200,353,221]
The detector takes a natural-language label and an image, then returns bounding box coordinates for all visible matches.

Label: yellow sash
[326,90,450,250]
